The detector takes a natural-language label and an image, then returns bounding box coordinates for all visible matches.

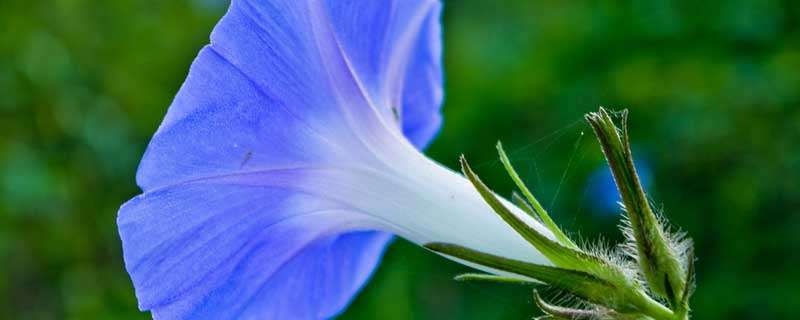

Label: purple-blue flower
[118,1,550,319]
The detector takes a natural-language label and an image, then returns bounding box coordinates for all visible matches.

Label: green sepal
[496,142,578,249]
[535,290,655,320]
[511,191,537,219]
[682,245,696,304]
[585,108,686,302]
[425,242,633,312]
[533,290,604,320]
[460,156,627,284]
[454,273,537,286]
[676,244,696,317]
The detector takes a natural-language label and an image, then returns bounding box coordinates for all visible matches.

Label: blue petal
[324,1,444,148]
[398,7,443,148]
[121,0,443,318]
[119,178,391,319]
[139,0,443,191]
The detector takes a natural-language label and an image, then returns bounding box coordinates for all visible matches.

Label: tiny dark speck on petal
[240,151,253,169]
[391,106,401,123]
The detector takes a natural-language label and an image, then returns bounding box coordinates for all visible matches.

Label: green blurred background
[1,0,799,319]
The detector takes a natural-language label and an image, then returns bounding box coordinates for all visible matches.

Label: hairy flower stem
[430,108,693,320]
[586,108,687,308]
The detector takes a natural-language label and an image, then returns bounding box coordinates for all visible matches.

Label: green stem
[633,292,676,320]
[641,296,677,320]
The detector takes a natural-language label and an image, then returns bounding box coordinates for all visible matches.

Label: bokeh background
[1,0,799,319]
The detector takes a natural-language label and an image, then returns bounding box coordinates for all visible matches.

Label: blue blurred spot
[586,158,652,217]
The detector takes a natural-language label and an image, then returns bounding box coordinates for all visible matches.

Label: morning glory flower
[118,1,550,319]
